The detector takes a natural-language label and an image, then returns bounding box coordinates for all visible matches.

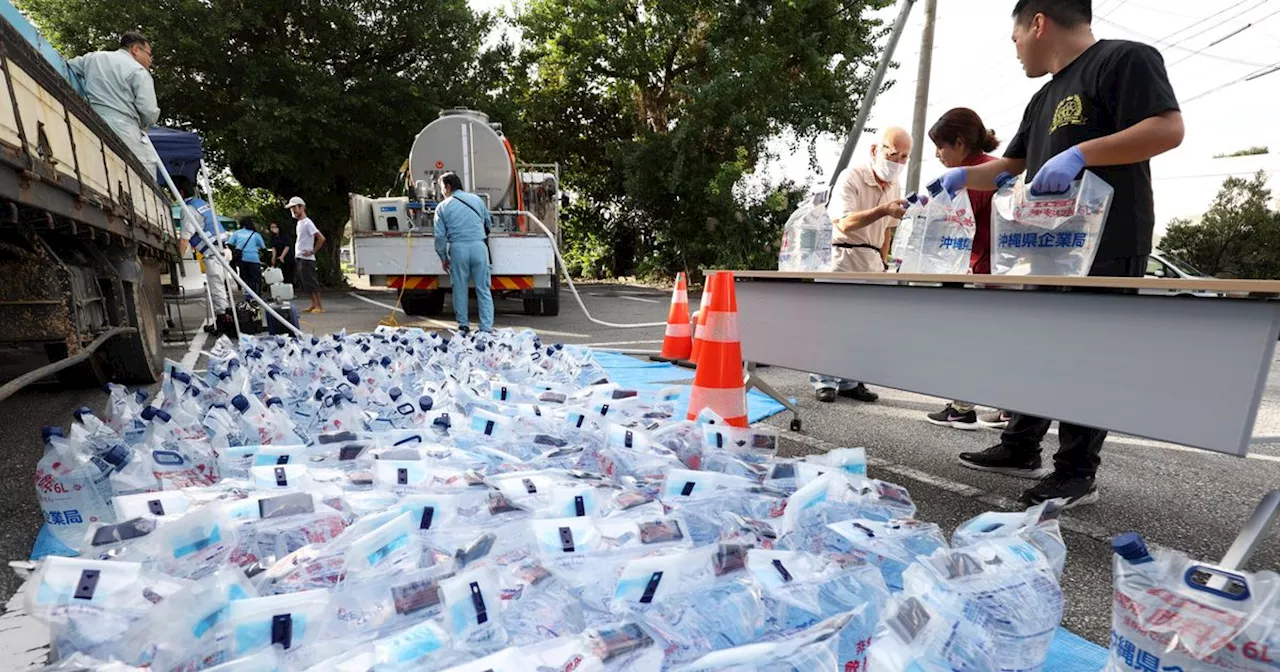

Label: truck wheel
[404,290,445,316]
[540,295,560,317]
[523,298,542,316]
[540,272,561,316]
[102,275,164,384]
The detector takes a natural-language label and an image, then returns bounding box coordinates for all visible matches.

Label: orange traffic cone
[688,272,717,365]
[686,272,747,427]
[653,273,692,362]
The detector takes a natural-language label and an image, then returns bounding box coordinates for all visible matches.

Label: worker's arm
[1078,111,1184,166]
[130,69,160,128]
[959,157,1027,191]
[834,200,907,235]
[434,209,449,262]
[312,230,326,253]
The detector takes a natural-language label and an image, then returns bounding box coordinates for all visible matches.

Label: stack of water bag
[19,327,1072,671]
[1105,532,1280,672]
[891,180,977,275]
[777,188,834,272]
[990,170,1113,276]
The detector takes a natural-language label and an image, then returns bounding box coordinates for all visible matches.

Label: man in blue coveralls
[434,172,494,332]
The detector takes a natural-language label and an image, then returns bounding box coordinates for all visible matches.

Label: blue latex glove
[1029,146,1086,196]
[938,168,967,197]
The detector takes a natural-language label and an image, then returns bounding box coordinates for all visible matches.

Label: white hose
[146,137,305,338]
[494,209,669,329]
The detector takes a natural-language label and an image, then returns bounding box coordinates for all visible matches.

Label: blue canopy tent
[147,126,203,185]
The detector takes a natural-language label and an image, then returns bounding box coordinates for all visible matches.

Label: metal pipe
[0,326,135,403]
[828,0,919,193]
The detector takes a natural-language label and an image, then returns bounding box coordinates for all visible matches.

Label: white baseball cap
[285,197,306,209]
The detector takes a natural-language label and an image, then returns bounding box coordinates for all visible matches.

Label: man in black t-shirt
[936,0,1185,509]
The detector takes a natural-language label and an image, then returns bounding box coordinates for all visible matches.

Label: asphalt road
[2,280,1279,663]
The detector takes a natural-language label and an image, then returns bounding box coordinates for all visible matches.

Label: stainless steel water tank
[408,108,514,208]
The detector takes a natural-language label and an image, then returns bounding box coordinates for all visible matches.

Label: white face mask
[873,150,905,183]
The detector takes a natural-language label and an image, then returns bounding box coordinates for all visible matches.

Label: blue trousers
[448,240,494,331]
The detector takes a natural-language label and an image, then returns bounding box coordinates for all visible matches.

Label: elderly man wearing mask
[810,126,912,404]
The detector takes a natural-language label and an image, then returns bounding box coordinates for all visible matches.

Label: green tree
[18,0,501,285]
[212,174,278,226]
[1160,171,1280,279]
[506,0,893,280]
[1213,146,1270,159]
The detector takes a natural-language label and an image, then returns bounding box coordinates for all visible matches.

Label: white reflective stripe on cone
[687,384,747,419]
[697,311,740,344]
[665,322,692,337]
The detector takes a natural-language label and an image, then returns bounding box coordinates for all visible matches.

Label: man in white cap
[287,197,325,313]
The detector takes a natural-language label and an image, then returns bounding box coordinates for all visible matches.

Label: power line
[1094,16,1270,67]
[1150,0,1259,47]
[1160,0,1274,52]
[1167,7,1280,68]
[1154,169,1278,181]
[1181,59,1280,103]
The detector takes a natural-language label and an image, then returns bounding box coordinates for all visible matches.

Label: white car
[1141,251,1223,298]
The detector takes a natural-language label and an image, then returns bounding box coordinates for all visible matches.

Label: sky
[472,0,1280,240]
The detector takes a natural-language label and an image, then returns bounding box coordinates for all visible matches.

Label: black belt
[833,243,882,252]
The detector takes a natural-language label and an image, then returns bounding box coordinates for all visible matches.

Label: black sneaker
[815,388,836,403]
[977,410,1012,429]
[926,405,978,430]
[958,445,1051,479]
[838,383,879,403]
[1021,472,1099,509]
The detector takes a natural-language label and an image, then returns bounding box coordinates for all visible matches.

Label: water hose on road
[496,210,668,329]
[0,327,135,404]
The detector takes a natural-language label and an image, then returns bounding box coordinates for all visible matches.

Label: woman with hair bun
[928,107,1001,275]
[924,107,1011,431]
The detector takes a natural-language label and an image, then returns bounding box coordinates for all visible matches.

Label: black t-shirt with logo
[1005,39,1180,261]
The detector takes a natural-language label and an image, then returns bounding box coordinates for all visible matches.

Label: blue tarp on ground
[147,126,203,184]
[591,350,792,422]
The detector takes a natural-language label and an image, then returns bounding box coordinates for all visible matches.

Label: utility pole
[906,0,937,195]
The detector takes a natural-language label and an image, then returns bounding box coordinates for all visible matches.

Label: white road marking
[180,320,211,371]
[345,292,453,330]
[0,585,49,667]
[583,340,664,347]
[503,326,591,339]
[346,292,591,339]
[618,296,661,304]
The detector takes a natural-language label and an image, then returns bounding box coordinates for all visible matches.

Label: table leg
[743,361,802,432]
[1220,490,1280,570]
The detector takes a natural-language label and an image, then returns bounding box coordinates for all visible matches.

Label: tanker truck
[349,108,564,318]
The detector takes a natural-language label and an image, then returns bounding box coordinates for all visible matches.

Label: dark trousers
[240,261,262,296]
[1001,255,1147,478]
